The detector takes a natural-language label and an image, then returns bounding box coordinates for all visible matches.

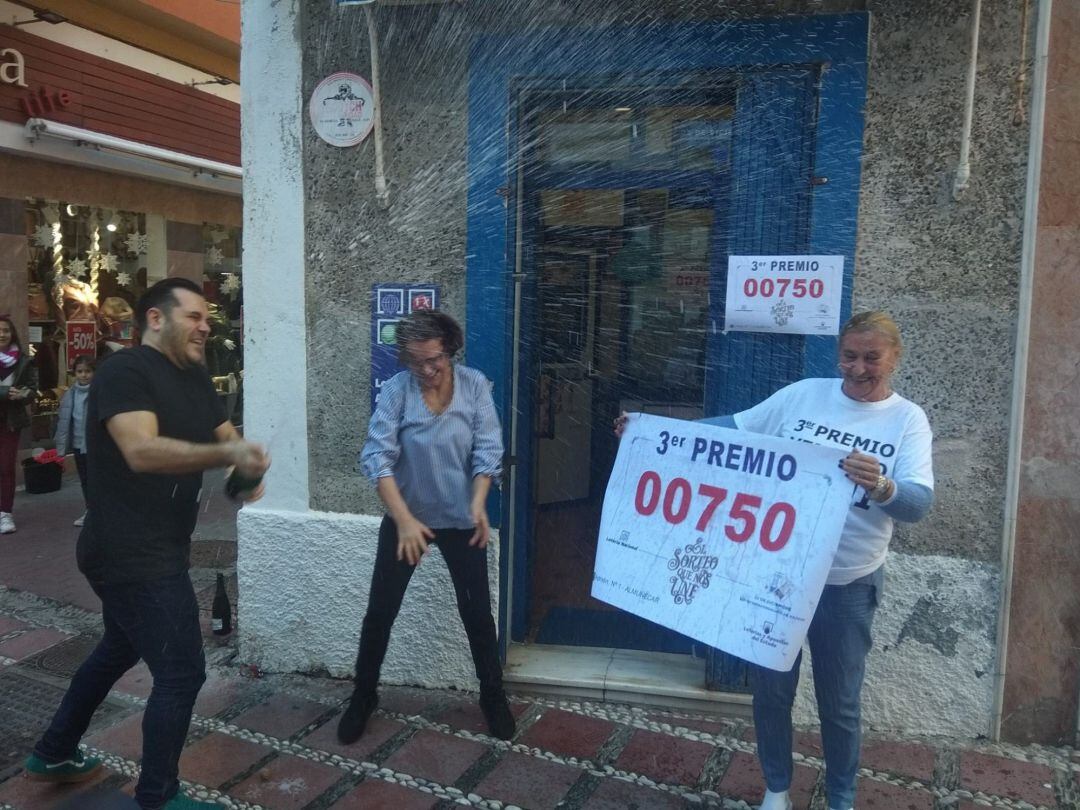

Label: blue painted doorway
[465,14,869,689]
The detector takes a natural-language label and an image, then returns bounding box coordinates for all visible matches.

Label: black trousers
[353,515,504,695]
[74,450,88,502]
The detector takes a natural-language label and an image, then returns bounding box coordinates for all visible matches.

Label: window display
[22,200,244,436]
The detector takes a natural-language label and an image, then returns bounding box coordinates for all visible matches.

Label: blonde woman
[616,312,934,810]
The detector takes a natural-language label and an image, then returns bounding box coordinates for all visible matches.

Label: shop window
[22,200,244,438]
[200,225,244,426]
[24,200,148,439]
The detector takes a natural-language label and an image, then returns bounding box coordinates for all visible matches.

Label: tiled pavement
[1,475,1079,809]
[2,669,1078,810]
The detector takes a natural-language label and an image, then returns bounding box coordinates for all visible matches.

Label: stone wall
[856,1,1028,565]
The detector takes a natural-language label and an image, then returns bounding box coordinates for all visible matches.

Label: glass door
[512,80,734,656]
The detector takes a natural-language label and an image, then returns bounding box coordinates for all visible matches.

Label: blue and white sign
[370,283,439,412]
[724,255,844,335]
[592,413,851,671]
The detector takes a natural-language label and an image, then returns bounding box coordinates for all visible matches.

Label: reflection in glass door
[512,81,735,657]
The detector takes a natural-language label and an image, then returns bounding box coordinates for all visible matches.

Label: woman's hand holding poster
[592,413,851,671]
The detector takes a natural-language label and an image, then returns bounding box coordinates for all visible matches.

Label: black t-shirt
[76,345,227,584]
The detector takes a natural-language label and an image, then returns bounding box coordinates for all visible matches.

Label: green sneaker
[161,792,222,808]
[24,750,103,783]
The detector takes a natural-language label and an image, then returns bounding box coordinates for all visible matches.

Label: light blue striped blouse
[360,364,503,529]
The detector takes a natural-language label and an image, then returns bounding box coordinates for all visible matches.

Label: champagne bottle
[225,467,263,501]
[212,573,232,636]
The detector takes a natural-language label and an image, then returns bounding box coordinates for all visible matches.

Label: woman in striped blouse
[339,310,515,744]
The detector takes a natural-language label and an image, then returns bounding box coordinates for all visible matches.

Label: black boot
[341,599,395,745]
[454,567,514,739]
[337,689,379,744]
[479,687,515,740]
[463,615,514,739]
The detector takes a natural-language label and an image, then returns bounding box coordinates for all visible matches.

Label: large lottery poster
[592,413,851,671]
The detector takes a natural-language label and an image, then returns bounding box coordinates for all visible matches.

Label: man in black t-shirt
[25,278,270,810]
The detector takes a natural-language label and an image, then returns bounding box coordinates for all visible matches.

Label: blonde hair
[840,311,902,359]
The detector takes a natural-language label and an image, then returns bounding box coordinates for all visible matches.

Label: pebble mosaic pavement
[0,635,1076,810]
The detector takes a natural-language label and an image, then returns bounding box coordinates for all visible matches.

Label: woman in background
[0,316,38,534]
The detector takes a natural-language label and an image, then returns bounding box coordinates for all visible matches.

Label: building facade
[0,0,244,434]
[240,0,1080,745]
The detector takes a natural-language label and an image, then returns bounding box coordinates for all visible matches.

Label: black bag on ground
[22,457,62,494]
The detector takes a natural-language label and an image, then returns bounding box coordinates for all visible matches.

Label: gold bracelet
[870,475,890,500]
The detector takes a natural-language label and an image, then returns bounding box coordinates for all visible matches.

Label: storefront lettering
[20,86,73,117]
[2,45,76,116]
[1,47,27,87]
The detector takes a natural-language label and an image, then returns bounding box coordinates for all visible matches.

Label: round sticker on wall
[309,72,375,147]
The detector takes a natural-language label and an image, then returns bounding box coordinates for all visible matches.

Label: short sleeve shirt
[734,378,934,584]
[76,346,226,584]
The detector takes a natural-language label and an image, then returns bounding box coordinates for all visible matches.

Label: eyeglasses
[405,351,449,371]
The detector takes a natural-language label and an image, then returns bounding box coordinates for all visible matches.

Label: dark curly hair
[395,310,463,362]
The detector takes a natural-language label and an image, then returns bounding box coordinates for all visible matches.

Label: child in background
[55,356,94,527]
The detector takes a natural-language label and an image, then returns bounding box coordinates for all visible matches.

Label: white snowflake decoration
[220,274,241,297]
[32,225,54,248]
[125,232,150,255]
[100,253,119,273]
[115,271,133,288]
[67,257,88,278]
[209,228,229,245]
[206,246,225,267]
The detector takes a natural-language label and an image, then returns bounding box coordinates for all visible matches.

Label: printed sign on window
[592,413,851,671]
[724,255,844,335]
[66,321,96,368]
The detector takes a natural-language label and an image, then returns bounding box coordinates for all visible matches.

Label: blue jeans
[34,572,206,809]
[750,569,881,810]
